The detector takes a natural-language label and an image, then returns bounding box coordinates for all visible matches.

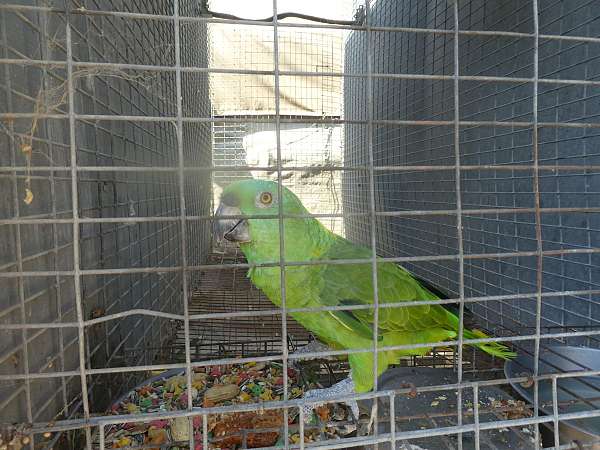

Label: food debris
[125,403,139,414]
[23,188,34,205]
[289,431,318,444]
[430,400,440,407]
[146,427,168,446]
[114,437,132,448]
[315,405,331,422]
[238,391,253,402]
[490,398,532,420]
[102,361,355,449]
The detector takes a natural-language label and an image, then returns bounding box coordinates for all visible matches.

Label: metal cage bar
[531,0,545,446]
[452,1,468,447]
[271,0,292,448]
[65,13,93,450]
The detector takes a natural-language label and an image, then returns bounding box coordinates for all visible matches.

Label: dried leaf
[21,144,32,158]
[23,188,33,205]
[315,405,330,422]
[90,307,106,319]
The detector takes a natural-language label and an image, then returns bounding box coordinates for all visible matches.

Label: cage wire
[208,6,349,235]
[2,0,600,449]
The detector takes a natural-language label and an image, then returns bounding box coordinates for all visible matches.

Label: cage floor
[165,247,311,362]
[360,367,538,450]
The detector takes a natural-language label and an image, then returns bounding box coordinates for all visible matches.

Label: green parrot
[214,179,515,394]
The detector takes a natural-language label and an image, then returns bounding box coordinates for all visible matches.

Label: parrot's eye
[259,192,273,205]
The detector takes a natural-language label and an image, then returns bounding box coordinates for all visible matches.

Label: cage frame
[2,0,600,449]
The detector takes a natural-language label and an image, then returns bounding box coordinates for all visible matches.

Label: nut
[169,417,189,442]
[204,384,239,404]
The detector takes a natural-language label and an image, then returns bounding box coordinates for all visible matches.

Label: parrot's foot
[301,377,360,425]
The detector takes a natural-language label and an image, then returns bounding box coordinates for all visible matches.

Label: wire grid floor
[164,247,312,363]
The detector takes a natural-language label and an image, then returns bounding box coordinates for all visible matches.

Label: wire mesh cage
[2,0,600,449]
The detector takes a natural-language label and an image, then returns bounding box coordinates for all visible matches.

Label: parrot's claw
[301,377,360,425]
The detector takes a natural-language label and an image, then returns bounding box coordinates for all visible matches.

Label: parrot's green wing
[326,308,379,341]
[317,235,452,336]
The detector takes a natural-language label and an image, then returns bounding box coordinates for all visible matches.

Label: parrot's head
[213,179,317,259]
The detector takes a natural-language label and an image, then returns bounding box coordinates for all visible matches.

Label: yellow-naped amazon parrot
[214,179,514,415]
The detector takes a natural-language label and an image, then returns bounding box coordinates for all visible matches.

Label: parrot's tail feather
[463,328,516,360]
[444,310,516,359]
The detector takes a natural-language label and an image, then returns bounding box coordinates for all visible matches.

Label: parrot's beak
[213,202,251,243]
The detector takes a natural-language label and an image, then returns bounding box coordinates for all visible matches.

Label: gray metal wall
[344,0,600,346]
[0,0,211,424]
